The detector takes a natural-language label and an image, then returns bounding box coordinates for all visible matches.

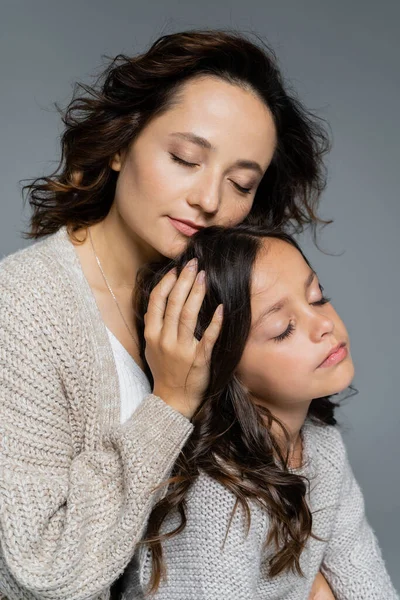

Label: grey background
[1,0,399,590]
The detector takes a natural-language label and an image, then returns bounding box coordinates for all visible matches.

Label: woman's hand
[144,259,223,419]
[308,571,335,599]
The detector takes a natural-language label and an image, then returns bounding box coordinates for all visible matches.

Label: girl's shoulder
[303,420,349,476]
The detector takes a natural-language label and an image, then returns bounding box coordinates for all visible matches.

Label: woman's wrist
[152,386,196,420]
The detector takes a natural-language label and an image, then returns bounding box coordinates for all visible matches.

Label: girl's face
[236,238,354,411]
[110,75,276,259]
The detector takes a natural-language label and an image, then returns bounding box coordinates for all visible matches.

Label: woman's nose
[186,176,221,215]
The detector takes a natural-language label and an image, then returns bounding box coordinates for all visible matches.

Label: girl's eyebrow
[168,131,264,176]
[253,269,317,328]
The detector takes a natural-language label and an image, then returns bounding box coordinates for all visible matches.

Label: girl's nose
[312,312,335,342]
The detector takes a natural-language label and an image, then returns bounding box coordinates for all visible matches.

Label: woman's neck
[82,205,162,289]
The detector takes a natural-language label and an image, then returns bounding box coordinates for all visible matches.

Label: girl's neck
[271,424,303,469]
[256,399,311,469]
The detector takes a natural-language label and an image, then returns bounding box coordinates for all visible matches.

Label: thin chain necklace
[88,227,139,349]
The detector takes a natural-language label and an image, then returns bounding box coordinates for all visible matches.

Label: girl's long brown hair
[132,224,345,595]
[23,30,331,240]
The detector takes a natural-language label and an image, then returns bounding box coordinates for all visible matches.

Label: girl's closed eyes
[272,284,332,343]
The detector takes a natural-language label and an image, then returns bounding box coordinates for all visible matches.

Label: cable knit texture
[0,228,194,600]
[118,422,398,599]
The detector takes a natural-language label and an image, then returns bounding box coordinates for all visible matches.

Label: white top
[106,327,151,423]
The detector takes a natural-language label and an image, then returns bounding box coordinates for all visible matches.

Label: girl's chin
[319,362,355,398]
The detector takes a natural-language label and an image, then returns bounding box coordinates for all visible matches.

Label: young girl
[119,224,398,599]
[0,31,333,600]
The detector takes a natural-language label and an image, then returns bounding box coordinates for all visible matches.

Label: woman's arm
[0,283,193,600]
[0,385,193,600]
[320,438,398,600]
[0,257,220,600]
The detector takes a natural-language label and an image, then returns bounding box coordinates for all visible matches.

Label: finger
[162,259,198,339]
[178,270,207,342]
[145,268,177,338]
[197,304,223,363]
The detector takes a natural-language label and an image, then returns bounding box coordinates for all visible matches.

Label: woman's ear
[70,170,83,186]
[110,150,125,172]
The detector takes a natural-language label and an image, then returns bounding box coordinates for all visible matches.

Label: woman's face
[110,75,276,258]
[236,238,355,411]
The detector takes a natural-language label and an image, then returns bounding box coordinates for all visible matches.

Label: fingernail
[196,270,205,284]
[217,304,224,317]
[186,258,198,271]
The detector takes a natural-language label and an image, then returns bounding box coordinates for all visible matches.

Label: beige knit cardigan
[0,227,194,600]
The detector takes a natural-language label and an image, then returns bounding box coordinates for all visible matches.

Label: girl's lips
[168,217,200,237]
[318,343,348,368]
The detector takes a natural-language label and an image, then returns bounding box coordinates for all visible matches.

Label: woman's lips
[168,217,201,237]
[318,343,348,368]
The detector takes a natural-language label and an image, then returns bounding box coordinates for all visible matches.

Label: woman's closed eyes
[169,152,254,195]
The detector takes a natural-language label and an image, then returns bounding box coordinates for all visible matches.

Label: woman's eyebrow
[230,159,263,176]
[169,131,213,149]
[253,269,317,328]
[168,131,264,176]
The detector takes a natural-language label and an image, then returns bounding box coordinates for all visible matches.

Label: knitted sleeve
[0,270,194,600]
[321,437,399,600]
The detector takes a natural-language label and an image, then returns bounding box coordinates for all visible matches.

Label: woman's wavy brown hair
[23,30,331,240]
[131,224,345,595]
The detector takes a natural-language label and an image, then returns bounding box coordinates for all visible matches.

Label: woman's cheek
[143,155,175,196]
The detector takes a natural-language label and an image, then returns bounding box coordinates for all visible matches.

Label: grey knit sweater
[126,422,399,599]
[0,228,398,600]
[0,228,194,600]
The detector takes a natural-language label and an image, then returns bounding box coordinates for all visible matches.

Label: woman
[0,30,330,599]
[122,224,398,599]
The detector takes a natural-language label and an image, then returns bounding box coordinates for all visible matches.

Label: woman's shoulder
[1,226,81,295]
[0,228,84,327]
[0,228,69,285]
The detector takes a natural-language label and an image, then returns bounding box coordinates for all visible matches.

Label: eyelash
[169,153,253,195]
[274,321,296,343]
[170,153,198,168]
[273,293,331,343]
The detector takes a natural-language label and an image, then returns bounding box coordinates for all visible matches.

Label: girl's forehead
[251,239,309,298]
